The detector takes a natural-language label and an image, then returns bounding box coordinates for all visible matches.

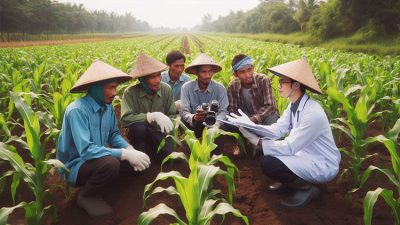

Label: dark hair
[289,78,307,93]
[231,54,247,68]
[166,51,185,65]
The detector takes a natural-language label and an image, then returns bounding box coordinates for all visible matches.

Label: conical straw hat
[70,60,132,93]
[129,53,168,79]
[185,53,222,75]
[267,58,323,95]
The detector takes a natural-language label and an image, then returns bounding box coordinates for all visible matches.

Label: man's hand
[121,145,151,171]
[193,108,207,122]
[147,112,173,133]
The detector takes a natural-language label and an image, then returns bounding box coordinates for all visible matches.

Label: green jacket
[121,82,176,128]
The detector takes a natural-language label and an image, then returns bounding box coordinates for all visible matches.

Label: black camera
[201,100,219,126]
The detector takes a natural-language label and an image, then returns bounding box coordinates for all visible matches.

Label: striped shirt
[227,73,278,123]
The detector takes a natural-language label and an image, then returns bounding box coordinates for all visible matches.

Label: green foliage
[139,163,249,225]
[0,0,151,41]
[0,93,68,225]
[352,119,400,225]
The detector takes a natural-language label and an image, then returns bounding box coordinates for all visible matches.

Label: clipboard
[217,119,271,137]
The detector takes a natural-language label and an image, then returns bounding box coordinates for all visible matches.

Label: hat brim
[268,69,323,95]
[185,64,222,75]
[70,76,132,93]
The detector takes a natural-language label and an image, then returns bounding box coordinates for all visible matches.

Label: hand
[227,109,255,126]
[174,100,181,112]
[239,127,259,147]
[121,145,151,171]
[147,112,173,133]
[193,109,207,122]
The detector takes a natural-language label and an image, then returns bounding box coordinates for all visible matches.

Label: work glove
[121,145,151,171]
[147,112,173,133]
[174,100,182,112]
[239,127,260,147]
[227,109,256,126]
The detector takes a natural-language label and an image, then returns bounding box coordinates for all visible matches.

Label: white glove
[239,127,260,147]
[227,109,255,126]
[174,100,181,112]
[147,112,173,133]
[121,145,151,171]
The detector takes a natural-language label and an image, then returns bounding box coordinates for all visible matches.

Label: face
[197,65,214,86]
[278,75,293,98]
[169,58,185,77]
[103,81,119,104]
[234,65,254,86]
[144,72,162,92]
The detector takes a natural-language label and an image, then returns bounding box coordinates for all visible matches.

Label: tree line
[0,0,151,41]
[197,0,400,40]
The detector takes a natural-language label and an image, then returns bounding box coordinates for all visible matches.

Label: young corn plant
[352,118,400,225]
[159,118,244,202]
[327,84,382,187]
[0,92,67,225]
[138,163,249,225]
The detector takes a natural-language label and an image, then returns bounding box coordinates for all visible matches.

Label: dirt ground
[2,115,393,225]
[3,139,394,225]
[48,140,393,225]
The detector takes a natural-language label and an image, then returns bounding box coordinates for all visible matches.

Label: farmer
[227,54,279,155]
[161,50,191,112]
[228,58,341,208]
[180,53,229,138]
[57,60,151,217]
[121,53,175,161]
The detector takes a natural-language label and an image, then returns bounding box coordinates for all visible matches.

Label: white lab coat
[259,94,341,183]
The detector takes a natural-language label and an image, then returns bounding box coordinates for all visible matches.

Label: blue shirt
[180,79,229,126]
[161,71,191,101]
[57,95,128,185]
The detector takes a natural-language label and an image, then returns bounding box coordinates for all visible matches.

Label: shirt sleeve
[227,82,238,114]
[121,88,147,127]
[68,108,122,160]
[216,85,229,121]
[108,109,128,154]
[164,85,177,119]
[262,106,323,156]
[180,83,195,126]
[253,76,277,123]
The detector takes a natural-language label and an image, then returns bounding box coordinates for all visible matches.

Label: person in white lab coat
[227,58,341,208]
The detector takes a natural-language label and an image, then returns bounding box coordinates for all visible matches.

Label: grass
[213,32,400,56]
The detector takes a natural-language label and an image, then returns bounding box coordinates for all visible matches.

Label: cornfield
[0,34,399,225]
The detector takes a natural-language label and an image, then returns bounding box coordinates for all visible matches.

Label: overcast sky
[57,0,260,29]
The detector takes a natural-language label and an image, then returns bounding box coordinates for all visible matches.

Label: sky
[57,0,260,29]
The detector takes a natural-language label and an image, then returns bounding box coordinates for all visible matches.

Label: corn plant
[327,85,382,187]
[352,118,400,225]
[0,92,67,225]
[159,119,243,201]
[138,163,249,225]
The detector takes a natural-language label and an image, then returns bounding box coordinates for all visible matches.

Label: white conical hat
[267,58,323,95]
[129,53,168,79]
[185,53,222,75]
[70,60,132,93]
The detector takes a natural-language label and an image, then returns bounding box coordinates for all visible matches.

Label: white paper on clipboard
[217,119,271,137]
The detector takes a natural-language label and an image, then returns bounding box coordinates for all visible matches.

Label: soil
[180,35,191,55]
[2,109,394,225]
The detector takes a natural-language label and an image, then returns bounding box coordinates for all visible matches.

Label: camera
[201,100,219,126]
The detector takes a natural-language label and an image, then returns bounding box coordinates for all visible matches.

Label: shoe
[280,185,320,209]
[286,177,312,190]
[77,183,113,217]
[77,192,113,217]
[269,182,283,191]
